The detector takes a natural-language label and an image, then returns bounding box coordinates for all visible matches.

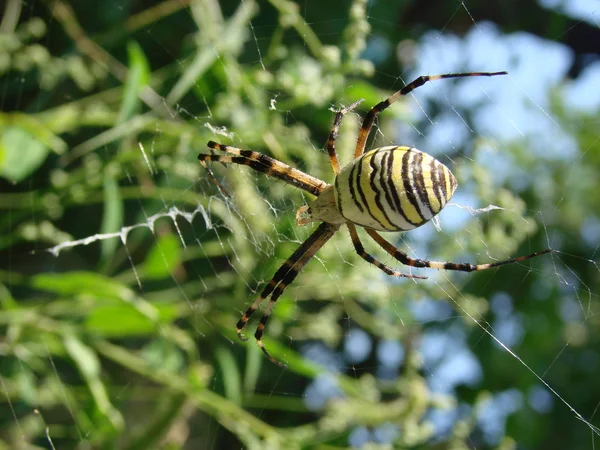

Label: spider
[198,71,552,368]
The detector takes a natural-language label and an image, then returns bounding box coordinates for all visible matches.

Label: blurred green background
[1,0,599,449]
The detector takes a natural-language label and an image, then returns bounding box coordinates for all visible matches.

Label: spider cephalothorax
[199,71,551,368]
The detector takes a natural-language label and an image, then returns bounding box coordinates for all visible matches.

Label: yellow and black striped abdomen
[334,146,457,232]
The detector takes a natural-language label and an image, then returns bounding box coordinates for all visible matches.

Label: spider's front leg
[198,141,328,196]
[326,99,364,174]
[353,71,508,158]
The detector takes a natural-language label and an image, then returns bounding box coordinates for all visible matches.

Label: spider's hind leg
[347,224,427,279]
[365,228,552,273]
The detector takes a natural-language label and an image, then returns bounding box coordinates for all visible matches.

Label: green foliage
[0,1,598,449]
[0,126,49,182]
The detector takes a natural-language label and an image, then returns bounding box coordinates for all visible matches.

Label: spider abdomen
[334,146,457,232]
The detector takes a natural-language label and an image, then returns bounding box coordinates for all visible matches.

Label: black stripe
[386,149,418,227]
[430,158,444,209]
[236,314,252,329]
[408,151,427,221]
[348,160,364,213]
[402,149,426,222]
[248,160,318,196]
[438,162,448,205]
[380,151,398,216]
[335,176,345,218]
[240,149,264,161]
[368,150,394,230]
[355,155,386,229]
[444,262,474,272]
[413,151,433,218]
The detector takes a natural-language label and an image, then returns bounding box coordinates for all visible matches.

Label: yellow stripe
[358,151,395,230]
[389,149,422,225]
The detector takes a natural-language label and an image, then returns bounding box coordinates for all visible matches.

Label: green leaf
[141,339,184,372]
[101,172,123,262]
[0,283,17,309]
[64,335,124,430]
[215,346,242,405]
[65,335,101,376]
[13,360,38,406]
[32,271,129,299]
[244,342,262,395]
[85,304,157,337]
[85,303,179,337]
[118,41,150,123]
[0,126,49,182]
[144,233,183,280]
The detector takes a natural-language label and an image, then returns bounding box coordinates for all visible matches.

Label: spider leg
[255,229,337,368]
[365,228,552,272]
[354,71,507,158]
[347,224,426,279]
[237,223,340,367]
[235,222,332,340]
[199,141,328,196]
[198,160,232,198]
[326,99,364,175]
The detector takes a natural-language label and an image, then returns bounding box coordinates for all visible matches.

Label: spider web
[2,0,600,449]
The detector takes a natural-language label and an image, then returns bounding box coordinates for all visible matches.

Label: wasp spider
[198,71,552,368]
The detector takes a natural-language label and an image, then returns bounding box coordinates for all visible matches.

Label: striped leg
[237,223,340,367]
[347,224,426,279]
[353,72,508,158]
[199,141,328,196]
[255,224,338,368]
[365,228,552,272]
[326,99,364,175]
